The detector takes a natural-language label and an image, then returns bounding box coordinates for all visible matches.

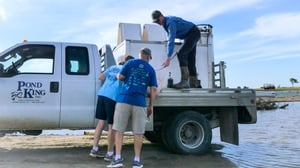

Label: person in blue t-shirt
[107,48,157,168]
[89,55,134,161]
[152,10,201,89]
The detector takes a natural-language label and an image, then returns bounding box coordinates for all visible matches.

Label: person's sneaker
[89,149,105,158]
[106,158,124,168]
[132,160,143,168]
[104,154,114,162]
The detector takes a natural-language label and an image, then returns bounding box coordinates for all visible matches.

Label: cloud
[216,12,300,62]
[194,0,263,20]
[0,4,6,21]
[0,0,33,21]
[146,0,263,22]
[0,10,5,21]
[238,12,300,39]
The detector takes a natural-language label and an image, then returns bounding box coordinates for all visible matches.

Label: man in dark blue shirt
[107,48,157,168]
[152,10,201,89]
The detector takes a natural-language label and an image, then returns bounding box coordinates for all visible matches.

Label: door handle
[50,81,59,93]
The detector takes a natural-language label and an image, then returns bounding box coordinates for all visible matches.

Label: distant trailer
[263,83,275,90]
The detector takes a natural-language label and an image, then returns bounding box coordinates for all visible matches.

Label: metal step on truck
[0,23,257,155]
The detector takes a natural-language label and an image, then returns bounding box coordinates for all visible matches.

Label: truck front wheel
[0,131,6,137]
[21,130,43,136]
[163,111,212,154]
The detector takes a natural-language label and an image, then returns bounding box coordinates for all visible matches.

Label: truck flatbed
[155,88,256,107]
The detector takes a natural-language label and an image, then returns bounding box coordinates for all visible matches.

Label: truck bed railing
[98,45,116,72]
[159,88,255,95]
[212,61,226,88]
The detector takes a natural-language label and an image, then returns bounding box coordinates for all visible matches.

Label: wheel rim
[179,121,204,149]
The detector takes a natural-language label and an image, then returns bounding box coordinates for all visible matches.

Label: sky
[0,0,299,88]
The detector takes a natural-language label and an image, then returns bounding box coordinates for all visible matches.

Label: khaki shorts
[113,103,147,134]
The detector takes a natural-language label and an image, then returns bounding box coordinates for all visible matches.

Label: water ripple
[213,102,300,168]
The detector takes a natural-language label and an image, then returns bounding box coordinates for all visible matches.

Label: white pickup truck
[0,23,257,154]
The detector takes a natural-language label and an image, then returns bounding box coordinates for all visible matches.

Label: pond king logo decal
[11,81,46,103]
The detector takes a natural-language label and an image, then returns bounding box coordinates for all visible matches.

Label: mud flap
[219,107,239,145]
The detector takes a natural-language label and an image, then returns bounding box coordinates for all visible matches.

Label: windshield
[0,52,22,70]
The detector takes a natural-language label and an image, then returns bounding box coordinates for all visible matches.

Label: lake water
[276,90,300,97]
[212,101,300,168]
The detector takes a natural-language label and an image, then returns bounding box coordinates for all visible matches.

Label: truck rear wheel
[163,111,212,154]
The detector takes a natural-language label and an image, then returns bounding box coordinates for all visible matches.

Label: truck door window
[18,59,53,73]
[0,45,55,77]
[65,46,89,75]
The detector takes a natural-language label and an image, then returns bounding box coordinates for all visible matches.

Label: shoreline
[256,95,300,102]
[256,95,300,110]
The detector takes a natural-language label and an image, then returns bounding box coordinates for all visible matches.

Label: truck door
[0,43,61,130]
[60,44,96,128]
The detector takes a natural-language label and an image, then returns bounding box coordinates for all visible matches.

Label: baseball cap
[141,48,152,59]
[152,10,162,23]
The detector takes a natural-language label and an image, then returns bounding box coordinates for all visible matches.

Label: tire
[144,131,162,144]
[0,132,6,137]
[0,130,14,137]
[161,115,176,152]
[164,111,212,154]
[22,130,43,136]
